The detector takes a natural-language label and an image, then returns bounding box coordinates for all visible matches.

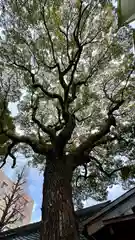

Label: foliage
[0,0,135,209]
[0,96,15,157]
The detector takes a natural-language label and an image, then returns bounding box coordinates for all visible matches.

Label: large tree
[0,0,135,239]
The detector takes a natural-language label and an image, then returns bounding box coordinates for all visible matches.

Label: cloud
[32,202,38,213]
[29,184,36,194]
[108,184,126,200]
[31,202,41,223]
[83,198,98,208]
[27,167,43,222]
[8,102,18,117]
[83,184,126,208]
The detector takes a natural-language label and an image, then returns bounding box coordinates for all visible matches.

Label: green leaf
[76,0,81,9]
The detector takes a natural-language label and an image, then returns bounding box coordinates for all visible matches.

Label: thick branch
[59,26,71,62]
[95,135,118,146]
[76,155,127,186]
[89,155,127,178]
[41,6,67,90]
[76,163,88,186]
[73,0,83,48]
[48,107,65,132]
[31,95,56,142]
[4,130,51,155]
[32,111,55,139]
[32,83,64,111]
[56,114,76,154]
[0,141,17,169]
[13,60,65,114]
[72,100,124,166]
[74,116,114,156]
[41,7,57,64]
[65,47,83,106]
[69,49,110,105]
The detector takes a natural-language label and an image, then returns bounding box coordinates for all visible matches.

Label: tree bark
[40,155,79,240]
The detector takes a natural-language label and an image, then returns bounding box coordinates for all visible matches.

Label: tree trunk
[40,156,79,240]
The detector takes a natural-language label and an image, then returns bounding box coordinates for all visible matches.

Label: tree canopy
[0,0,135,210]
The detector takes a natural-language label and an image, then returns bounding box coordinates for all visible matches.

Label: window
[18,213,24,223]
[24,199,28,207]
[132,206,135,214]
[1,181,8,189]
[18,195,28,207]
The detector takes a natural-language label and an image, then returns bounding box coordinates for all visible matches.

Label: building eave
[83,187,135,226]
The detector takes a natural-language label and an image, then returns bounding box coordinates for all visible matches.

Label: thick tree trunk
[40,156,79,240]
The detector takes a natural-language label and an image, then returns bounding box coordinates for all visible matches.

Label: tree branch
[76,163,88,187]
[32,83,64,111]
[56,114,76,154]
[41,6,67,90]
[59,25,71,62]
[95,135,118,146]
[13,54,69,125]
[65,46,83,106]
[75,155,127,185]
[69,48,110,105]
[13,60,65,114]
[3,130,51,155]
[41,7,57,64]
[73,117,114,157]
[48,106,65,132]
[72,100,124,166]
[89,155,127,178]
[0,141,17,169]
[73,0,83,48]
[31,95,56,142]
[75,114,93,123]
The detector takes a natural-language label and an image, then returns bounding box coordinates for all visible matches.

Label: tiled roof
[0,222,40,240]
[76,201,110,221]
[4,232,40,240]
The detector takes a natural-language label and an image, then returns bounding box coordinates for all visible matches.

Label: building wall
[0,170,34,229]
